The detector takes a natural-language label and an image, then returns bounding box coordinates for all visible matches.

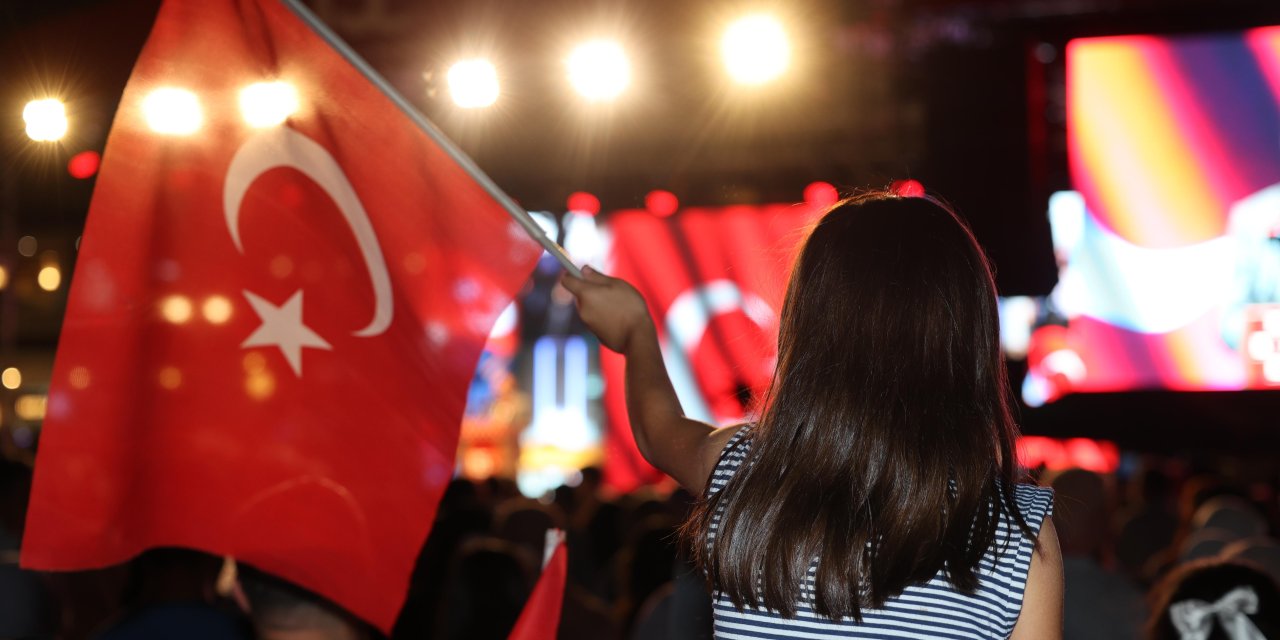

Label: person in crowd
[96,549,250,640]
[1147,559,1280,640]
[563,191,1063,638]
[432,537,533,640]
[1051,468,1146,639]
[1117,466,1179,587]
[237,563,377,640]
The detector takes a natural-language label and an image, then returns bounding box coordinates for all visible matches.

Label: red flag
[21,0,542,632]
[508,530,567,640]
[601,204,823,491]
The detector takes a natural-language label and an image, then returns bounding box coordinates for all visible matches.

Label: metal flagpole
[279,0,583,279]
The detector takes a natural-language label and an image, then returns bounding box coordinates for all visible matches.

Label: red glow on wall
[645,190,679,217]
[890,179,926,198]
[566,191,600,215]
[67,151,101,179]
[803,181,839,208]
[1017,436,1121,473]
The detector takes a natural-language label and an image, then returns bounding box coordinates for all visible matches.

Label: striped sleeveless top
[706,428,1054,640]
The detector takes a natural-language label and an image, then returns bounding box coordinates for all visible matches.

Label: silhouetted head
[239,565,374,640]
[1051,468,1110,557]
[1147,559,1280,640]
[686,191,1032,620]
[775,192,1010,429]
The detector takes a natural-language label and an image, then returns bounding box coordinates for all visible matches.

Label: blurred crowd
[0,453,1278,639]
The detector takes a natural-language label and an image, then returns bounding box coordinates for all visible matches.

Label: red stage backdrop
[600,203,827,491]
[21,0,541,631]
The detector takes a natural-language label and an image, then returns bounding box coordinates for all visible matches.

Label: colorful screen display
[1022,27,1280,404]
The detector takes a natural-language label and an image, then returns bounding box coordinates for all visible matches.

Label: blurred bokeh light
[722,15,790,85]
[37,266,61,292]
[23,98,68,141]
[142,87,203,135]
[566,40,630,102]
[239,81,300,128]
[447,59,500,108]
[67,150,101,179]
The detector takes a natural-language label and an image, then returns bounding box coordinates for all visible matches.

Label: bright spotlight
[447,59,500,109]
[239,81,299,128]
[566,40,630,102]
[24,99,68,142]
[722,15,790,85]
[142,87,203,135]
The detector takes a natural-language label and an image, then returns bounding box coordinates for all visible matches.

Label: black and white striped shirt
[706,428,1055,640]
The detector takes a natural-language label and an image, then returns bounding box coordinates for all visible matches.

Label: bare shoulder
[690,424,748,496]
[1009,517,1064,640]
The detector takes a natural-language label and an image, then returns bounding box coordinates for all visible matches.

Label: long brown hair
[683,192,1034,620]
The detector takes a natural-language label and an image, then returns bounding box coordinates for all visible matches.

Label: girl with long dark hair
[562,191,1063,638]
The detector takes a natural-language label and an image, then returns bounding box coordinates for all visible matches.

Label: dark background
[3,0,1280,452]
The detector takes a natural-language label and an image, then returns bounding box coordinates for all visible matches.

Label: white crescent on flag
[224,126,395,339]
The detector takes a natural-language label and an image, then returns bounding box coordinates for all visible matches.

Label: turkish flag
[600,204,823,491]
[21,0,542,632]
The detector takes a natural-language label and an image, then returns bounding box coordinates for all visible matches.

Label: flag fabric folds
[20,0,542,631]
[600,204,825,491]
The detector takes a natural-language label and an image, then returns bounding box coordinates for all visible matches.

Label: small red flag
[508,530,568,640]
[21,0,541,632]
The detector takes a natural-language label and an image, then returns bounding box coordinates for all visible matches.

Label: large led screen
[1022,27,1280,403]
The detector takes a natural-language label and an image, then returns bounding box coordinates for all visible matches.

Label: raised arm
[561,267,738,494]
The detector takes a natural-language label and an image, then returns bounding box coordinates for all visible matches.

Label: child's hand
[560,266,655,354]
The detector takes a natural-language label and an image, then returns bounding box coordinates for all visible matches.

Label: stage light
[645,190,679,217]
[804,181,839,208]
[1,367,20,390]
[24,99,68,142]
[68,150,101,179]
[160,295,194,324]
[239,81,299,127]
[17,236,36,257]
[202,295,234,324]
[566,40,630,102]
[891,179,926,198]
[0,266,7,290]
[722,15,789,85]
[447,59,499,109]
[142,87,203,135]
[15,395,46,421]
[37,266,61,291]
[566,191,600,215]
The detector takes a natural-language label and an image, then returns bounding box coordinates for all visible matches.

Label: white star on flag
[241,289,332,376]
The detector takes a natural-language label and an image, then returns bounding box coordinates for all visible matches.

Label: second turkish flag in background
[601,204,825,491]
[21,0,542,631]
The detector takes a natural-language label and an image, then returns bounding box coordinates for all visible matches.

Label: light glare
[202,295,234,324]
[37,266,61,291]
[15,395,47,421]
[1,367,20,390]
[722,15,790,85]
[567,40,630,102]
[24,99,68,141]
[160,295,194,324]
[142,87,203,135]
[239,81,300,128]
[447,59,500,109]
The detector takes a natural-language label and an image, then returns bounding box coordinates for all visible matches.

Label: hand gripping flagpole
[279,0,583,279]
